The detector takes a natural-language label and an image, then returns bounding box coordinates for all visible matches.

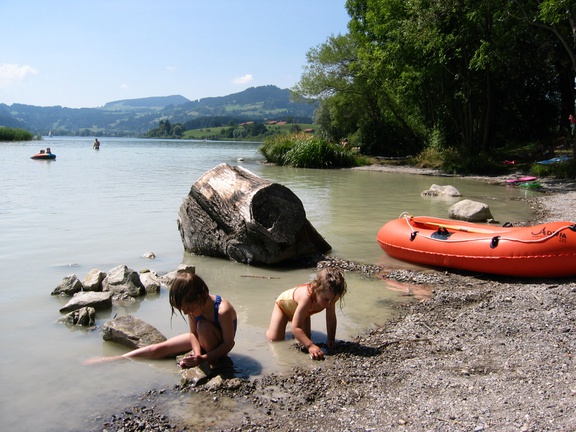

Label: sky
[0,1,350,108]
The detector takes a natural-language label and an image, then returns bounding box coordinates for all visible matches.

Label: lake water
[0,137,538,431]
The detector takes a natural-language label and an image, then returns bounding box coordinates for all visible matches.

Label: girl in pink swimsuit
[266,268,347,360]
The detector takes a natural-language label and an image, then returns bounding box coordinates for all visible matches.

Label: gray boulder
[139,270,161,294]
[59,291,113,313]
[102,265,145,297]
[449,199,494,222]
[160,264,196,287]
[102,315,167,349]
[421,184,462,197]
[83,269,106,292]
[51,274,83,296]
[58,306,96,326]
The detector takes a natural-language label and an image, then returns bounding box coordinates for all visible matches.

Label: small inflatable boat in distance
[31,153,56,160]
[377,213,576,278]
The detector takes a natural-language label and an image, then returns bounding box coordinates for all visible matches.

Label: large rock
[58,306,96,326]
[139,270,161,294]
[421,184,462,197]
[160,264,196,287]
[59,291,113,313]
[51,274,83,296]
[83,269,107,292]
[102,265,146,297]
[177,163,331,265]
[102,315,167,349]
[449,199,494,222]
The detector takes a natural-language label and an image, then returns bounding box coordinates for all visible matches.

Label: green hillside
[0,85,317,137]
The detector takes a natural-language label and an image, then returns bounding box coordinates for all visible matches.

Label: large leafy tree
[511,0,576,148]
[296,0,572,158]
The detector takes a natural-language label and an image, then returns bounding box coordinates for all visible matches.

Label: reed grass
[260,133,359,168]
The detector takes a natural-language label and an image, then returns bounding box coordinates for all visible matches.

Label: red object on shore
[377,214,576,277]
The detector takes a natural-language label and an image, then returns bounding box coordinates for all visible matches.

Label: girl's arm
[180,315,203,367]
[291,292,324,360]
[187,315,202,356]
[325,302,337,348]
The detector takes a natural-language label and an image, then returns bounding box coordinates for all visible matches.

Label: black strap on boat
[490,236,500,249]
[570,225,576,232]
[410,231,419,241]
[502,222,513,227]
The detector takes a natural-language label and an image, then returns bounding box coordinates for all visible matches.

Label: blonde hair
[310,268,347,303]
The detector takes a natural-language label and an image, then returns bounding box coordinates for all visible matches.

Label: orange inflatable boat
[377,213,576,278]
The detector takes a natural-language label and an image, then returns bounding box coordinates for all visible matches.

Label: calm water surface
[0,137,538,431]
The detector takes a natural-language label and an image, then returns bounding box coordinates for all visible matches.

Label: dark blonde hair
[310,268,347,302]
[169,272,210,318]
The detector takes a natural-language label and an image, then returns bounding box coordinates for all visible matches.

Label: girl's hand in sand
[308,344,325,360]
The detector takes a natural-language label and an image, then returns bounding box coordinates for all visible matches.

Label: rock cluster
[51,264,163,327]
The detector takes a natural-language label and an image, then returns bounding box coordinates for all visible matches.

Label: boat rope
[398,213,576,246]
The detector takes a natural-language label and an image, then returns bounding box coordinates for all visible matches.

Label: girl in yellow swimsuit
[266,268,347,360]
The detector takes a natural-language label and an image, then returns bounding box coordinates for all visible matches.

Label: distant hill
[103,95,191,111]
[0,85,316,136]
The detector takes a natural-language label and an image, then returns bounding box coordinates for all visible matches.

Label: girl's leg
[196,319,223,352]
[266,304,289,341]
[123,333,192,359]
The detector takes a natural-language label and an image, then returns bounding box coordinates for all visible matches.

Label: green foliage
[260,133,360,168]
[530,161,576,179]
[182,122,315,141]
[0,127,34,141]
[295,0,573,158]
[440,148,509,175]
[413,146,446,169]
[414,145,509,175]
[146,119,185,138]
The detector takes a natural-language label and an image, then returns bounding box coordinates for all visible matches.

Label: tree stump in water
[177,163,331,265]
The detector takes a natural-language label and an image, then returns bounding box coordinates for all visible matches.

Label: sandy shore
[91,165,576,432]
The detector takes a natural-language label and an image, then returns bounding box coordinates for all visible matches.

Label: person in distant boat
[266,268,347,360]
[39,149,45,154]
[45,147,52,154]
[569,114,575,136]
[93,138,100,149]
[83,271,237,369]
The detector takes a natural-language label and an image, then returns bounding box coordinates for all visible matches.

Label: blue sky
[0,1,350,108]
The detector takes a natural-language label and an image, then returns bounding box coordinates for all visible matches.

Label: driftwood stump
[177,163,331,265]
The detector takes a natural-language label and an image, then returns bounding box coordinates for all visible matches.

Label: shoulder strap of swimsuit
[213,295,222,327]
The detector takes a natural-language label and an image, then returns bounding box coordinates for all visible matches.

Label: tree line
[293,0,576,161]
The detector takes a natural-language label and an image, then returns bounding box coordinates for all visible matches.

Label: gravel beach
[91,166,576,432]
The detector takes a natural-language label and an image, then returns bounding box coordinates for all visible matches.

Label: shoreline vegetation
[0,126,35,141]
[91,164,576,432]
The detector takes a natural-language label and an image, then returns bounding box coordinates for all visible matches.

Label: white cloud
[0,63,38,89]
[232,74,253,85]
[165,66,177,72]
[121,83,129,90]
